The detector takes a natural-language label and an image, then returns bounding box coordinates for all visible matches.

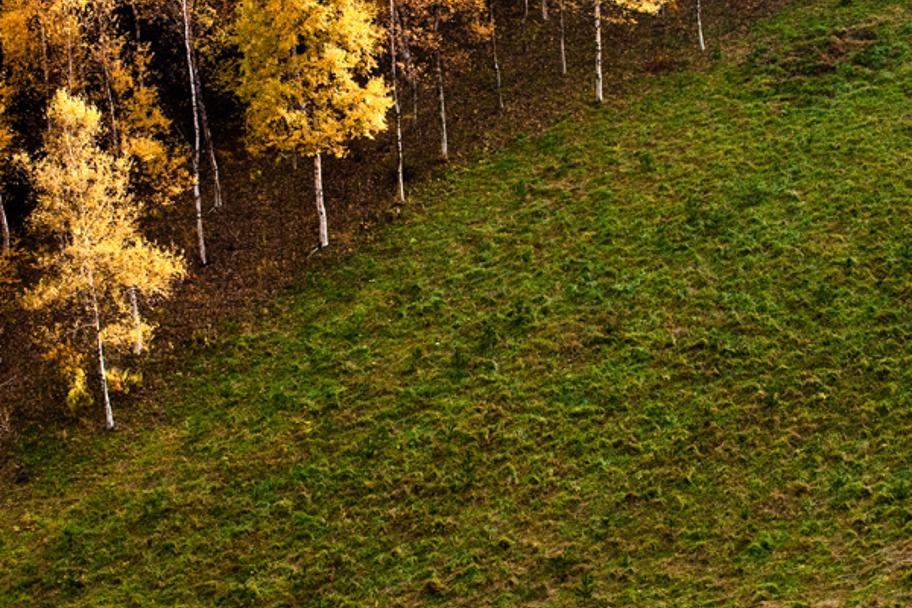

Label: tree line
[0,0,707,430]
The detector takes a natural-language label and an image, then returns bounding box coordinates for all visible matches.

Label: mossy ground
[3,0,912,605]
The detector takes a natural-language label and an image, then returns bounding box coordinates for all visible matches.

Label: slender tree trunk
[522,0,529,52]
[594,0,603,103]
[0,194,10,254]
[129,287,143,354]
[89,280,114,430]
[389,0,406,203]
[192,56,223,208]
[130,1,142,42]
[96,10,120,144]
[314,154,329,248]
[181,0,208,265]
[66,28,75,91]
[696,0,706,52]
[559,0,567,75]
[434,15,448,160]
[395,9,418,123]
[542,0,548,20]
[100,30,145,354]
[192,163,207,264]
[100,55,120,149]
[489,2,505,113]
[436,52,448,159]
[39,24,50,96]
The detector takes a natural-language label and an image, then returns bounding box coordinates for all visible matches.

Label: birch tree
[696,0,705,52]
[0,0,85,98]
[387,6,421,123]
[432,0,489,156]
[86,2,190,349]
[433,9,449,159]
[130,0,229,264]
[394,0,488,160]
[0,0,189,214]
[184,0,225,210]
[594,0,603,102]
[23,90,184,428]
[389,0,407,203]
[488,0,504,112]
[234,0,390,249]
[136,0,225,212]
[558,0,567,75]
[594,0,673,103]
[181,0,209,264]
[521,0,529,52]
[93,18,190,212]
[0,81,13,254]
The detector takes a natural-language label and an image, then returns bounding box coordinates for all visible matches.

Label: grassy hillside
[3,0,912,605]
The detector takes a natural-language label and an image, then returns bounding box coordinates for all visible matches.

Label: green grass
[4,0,912,605]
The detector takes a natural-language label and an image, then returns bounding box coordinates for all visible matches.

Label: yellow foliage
[22,90,186,404]
[0,0,87,93]
[602,0,675,25]
[614,0,671,14]
[113,44,191,208]
[104,366,143,394]
[65,367,93,412]
[41,340,92,411]
[1,77,14,209]
[0,80,12,157]
[234,0,392,158]
[92,9,191,209]
[394,0,490,80]
[0,253,18,286]
[0,0,189,210]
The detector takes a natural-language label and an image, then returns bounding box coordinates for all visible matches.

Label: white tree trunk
[130,0,142,42]
[696,0,706,52]
[490,3,504,113]
[559,0,567,75]
[436,56,448,160]
[181,0,208,265]
[394,9,419,123]
[193,175,207,265]
[100,56,120,150]
[0,194,10,254]
[89,280,114,430]
[542,0,548,20]
[193,61,223,208]
[66,28,75,91]
[314,154,329,249]
[39,24,50,93]
[129,287,143,355]
[594,0,603,103]
[522,0,530,52]
[389,0,406,203]
[434,15,448,160]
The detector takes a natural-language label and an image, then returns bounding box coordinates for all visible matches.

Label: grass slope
[3,0,912,605]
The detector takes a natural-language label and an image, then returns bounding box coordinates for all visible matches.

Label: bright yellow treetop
[22,89,186,405]
[234,0,392,158]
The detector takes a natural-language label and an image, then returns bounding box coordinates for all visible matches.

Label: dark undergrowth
[2,0,912,605]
